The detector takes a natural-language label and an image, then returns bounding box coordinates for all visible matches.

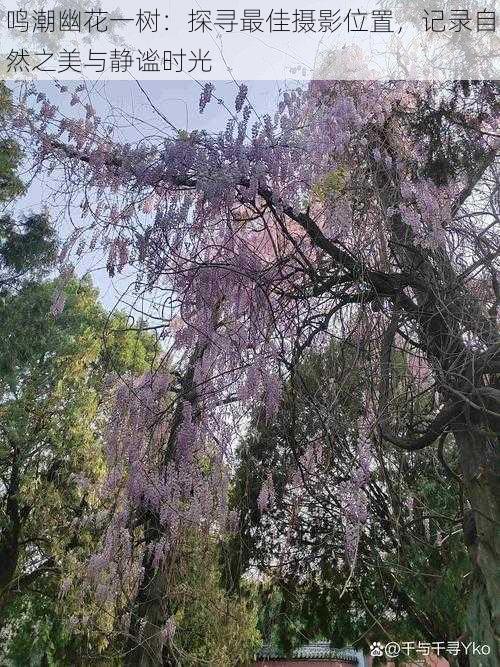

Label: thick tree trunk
[0,452,21,618]
[124,539,171,666]
[455,427,500,667]
[124,345,205,665]
[376,152,499,664]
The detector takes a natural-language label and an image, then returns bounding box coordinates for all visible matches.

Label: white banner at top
[0,0,498,80]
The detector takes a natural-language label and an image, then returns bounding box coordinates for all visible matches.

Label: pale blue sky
[12,79,285,312]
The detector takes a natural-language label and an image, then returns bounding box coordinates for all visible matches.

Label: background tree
[160,529,260,667]
[228,342,469,664]
[0,82,57,290]
[0,276,158,665]
[0,83,24,204]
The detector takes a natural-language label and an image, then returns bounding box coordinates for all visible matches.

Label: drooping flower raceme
[12,79,498,581]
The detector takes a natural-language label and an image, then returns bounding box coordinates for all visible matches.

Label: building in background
[253,641,366,666]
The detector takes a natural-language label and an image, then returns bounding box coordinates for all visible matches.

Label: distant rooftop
[256,641,364,663]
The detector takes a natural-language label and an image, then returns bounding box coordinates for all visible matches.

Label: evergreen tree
[0,83,57,291]
[0,277,158,664]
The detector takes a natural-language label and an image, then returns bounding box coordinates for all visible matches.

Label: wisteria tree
[11,79,499,665]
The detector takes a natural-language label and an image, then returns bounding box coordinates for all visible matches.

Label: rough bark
[371,112,499,665]
[0,450,21,617]
[456,427,500,667]
[124,536,171,667]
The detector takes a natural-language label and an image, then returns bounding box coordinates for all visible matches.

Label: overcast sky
[13,79,285,312]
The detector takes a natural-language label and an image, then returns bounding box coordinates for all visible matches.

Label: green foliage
[0,214,57,282]
[168,531,261,666]
[0,83,24,204]
[0,139,23,204]
[0,277,158,665]
[0,84,57,288]
[311,167,348,202]
[1,595,76,667]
